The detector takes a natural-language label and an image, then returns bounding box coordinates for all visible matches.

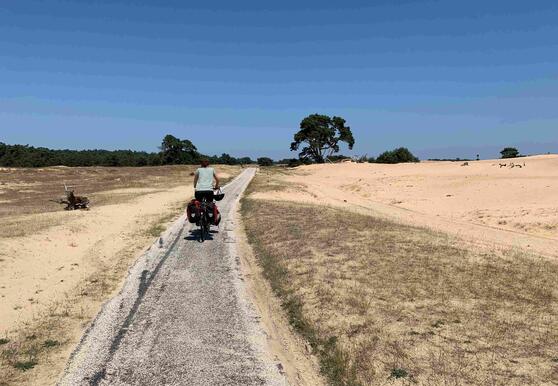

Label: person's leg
[195,191,214,201]
[201,190,214,202]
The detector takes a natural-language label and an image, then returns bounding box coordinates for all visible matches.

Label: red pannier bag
[207,203,222,226]
[186,199,201,224]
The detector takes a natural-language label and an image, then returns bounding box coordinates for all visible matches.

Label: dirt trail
[59,169,305,386]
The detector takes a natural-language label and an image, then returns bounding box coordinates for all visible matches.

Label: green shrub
[500,147,519,159]
[257,157,274,167]
[376,147,419,164]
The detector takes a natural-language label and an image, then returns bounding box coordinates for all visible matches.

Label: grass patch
[146,224,166,238]
[42,340,59,349]
[243,166,304,197]
[390,368,409,379]
[13,361,37,372]
[145,211,180,238]
[0,339,9,346]
[241,172,558,386]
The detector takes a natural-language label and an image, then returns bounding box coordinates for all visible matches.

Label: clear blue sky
[1,0,557,159]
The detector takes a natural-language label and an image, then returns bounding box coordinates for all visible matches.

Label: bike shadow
[184,228,219,242]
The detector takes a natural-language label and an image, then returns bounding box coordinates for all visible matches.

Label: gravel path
[59,169,287,386]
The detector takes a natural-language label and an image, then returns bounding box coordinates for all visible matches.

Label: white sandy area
[0,185,192,333]
[253,155,558,258]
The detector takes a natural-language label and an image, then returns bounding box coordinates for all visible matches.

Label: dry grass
[242,174,558,386]
[245,166,298,194]
[0,165,240,238]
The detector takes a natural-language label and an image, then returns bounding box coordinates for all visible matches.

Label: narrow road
[60,169,287,386]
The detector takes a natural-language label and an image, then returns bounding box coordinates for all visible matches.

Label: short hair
[200,159,210,167]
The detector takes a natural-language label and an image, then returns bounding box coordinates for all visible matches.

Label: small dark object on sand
[51,184,90,210]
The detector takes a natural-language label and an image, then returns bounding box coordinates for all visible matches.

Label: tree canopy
[257,157,274,167]
[375,147,419,164]
[290,114,355,163]
[500,147,520,159]
[160,135,199,164]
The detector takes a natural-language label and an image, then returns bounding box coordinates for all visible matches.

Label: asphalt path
[59,168,287,386]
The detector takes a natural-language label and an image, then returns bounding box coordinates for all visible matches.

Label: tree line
[0,135,256,168]
[2,114,428,168]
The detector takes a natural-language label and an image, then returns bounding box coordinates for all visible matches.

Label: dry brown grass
[242,173,558,386]
[0,165,240,237]
[246,166,299,194]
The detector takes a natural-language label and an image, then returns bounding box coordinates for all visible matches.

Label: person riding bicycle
[193,159,221,225]
[194,159,219,200]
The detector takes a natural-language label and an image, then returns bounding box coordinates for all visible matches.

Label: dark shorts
[195,190,214,202]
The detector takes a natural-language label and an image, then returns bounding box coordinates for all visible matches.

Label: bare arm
[193,171,198,189]
[214,172,220,189]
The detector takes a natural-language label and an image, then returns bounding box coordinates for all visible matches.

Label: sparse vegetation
[145,211,181,238]
[242,171,558,385]
[42,340,59,349]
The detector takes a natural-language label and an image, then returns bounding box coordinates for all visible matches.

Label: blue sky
[1,0,557,159]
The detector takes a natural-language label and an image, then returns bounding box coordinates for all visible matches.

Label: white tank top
[195,167,215,191]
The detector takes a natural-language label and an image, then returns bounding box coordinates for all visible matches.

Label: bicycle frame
[198,197,211,242]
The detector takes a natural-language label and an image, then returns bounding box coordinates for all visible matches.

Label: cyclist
[193,159,222,227]
[194,159,220,201]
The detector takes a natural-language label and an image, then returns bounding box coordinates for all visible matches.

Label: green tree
[257,157,274,167]
[376,147,419,164]
[500,147,519,159]
[290,114,355,163]
[160,135,199,165]
[219,153,238,165]
[238,157,254,165]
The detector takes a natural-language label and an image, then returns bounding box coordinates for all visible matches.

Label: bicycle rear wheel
[199,220,206,242]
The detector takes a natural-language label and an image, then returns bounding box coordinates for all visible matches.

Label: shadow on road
[184,228,219,242]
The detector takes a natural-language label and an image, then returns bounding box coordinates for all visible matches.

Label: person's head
[200,159,210,168]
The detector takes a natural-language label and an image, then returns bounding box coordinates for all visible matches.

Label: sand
[0,185,191,333]
[253,155,558,258]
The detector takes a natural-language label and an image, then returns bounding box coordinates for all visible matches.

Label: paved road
[60,169,287,386]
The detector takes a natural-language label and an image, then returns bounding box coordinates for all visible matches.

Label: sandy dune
[254,155,558,257]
